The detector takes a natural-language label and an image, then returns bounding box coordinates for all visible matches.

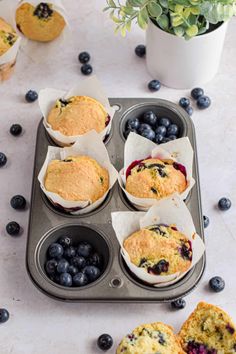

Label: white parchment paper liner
[112,195,205,286]
[119,133,195,210]
[14,0,69,62]
[38,130,118,215]
[0,0,21,66]
[38,76,116,146]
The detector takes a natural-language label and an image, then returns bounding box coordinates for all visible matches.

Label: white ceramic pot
[146,20,228,89]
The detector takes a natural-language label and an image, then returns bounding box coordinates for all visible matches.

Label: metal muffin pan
[27,98,205,302]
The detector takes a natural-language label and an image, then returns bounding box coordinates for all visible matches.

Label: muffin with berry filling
[117,322,184,354]
[47,96,110,137]
[44,155,109,203]
[123,224,192,276]
[15,2,66,42]
[126,157,187,200]
[0,18,18,81]
[179,302,236,354]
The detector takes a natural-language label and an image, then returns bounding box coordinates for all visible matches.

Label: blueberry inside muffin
[123,224,192,276]
[0,18,18,56]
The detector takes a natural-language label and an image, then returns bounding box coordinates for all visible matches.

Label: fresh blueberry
[59,272,72,287]
[48,243,64,259]
[87,253,102,268]
[0,309,9,324]
[171,298,186,310]
[197,95,211,109]
[168,135,177,140]
[155,125,167,136]
[58,235,72,248]
[209,276,225,292]
[10,195,26,210]
[71,255,86,269]
[25,90,38,102]
[167,124,179,136]
[138,123,152,132]
[67,265,78,276]
[140,128,155,141]
[97,334,113,351]
[57,259,69,273]
[50,273,60,284]
[0,152,7,167]
[6,221,20,236]
[64,246,76,259]
[179,97,190,108]
[126,117,140,130]
[218,197,231,211]
[203,215,210,228]
[45,259,58,275]
[73,272,89,287]
[78,51,90,64]
[135,44,146,58]
[191,87,204,100]
[10,124,22,136]
[148,79,161,92]
[81,64,93,75]
[77,242,93,258]
[143,111,158,126]
[154,133,164,144]
[159,118,170,128]
[83,265,101,281]
[185,106,193,116]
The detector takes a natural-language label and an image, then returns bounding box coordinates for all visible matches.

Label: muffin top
[15,2,66,42]
[117,322,185,354]
[179,302,236,354]
[0,18,18,56]
[47,96,109,136]
[123,224,192,276]
[125,157,187,200]
[44,155,109,203]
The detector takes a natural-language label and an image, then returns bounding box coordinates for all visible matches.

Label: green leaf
[171,13,184,26]
[186,24,198,36]
[108,0,116,7]
[137,7,148,29]
[175,4,184,13]
[159,0,168,8]
[127,0,144,7]
[121,25,127,37]
[157,14,169,29]
[173,25,185,36]
[121,6,135,15]
[126,19,132,31]
[148,2,162,18]
[111,15,122,23]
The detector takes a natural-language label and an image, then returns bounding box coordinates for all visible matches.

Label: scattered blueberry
[48,243,64,259]
[88,253,102,268]
[0,309,9,324]
[73,272,89,287]
[10,124,22,136]
[135,44,146,58]
[78,51,90,64]
[171,298,186,310]
[0,152,7,167]
[59,272,72,287]
[67,265,78,276]
[97,334,113,351]
[58,235,72,248]
[45,259,58,275]
[209,276,225,292]
[57,259,69,273]
[139,127,155,141]
[81,64,93,75]
[148,79,161,92]
[168,135,177,140]
[71,255,86,269]
[126,117,140,131]
[179,97,190,109]
[155,125,166,136]
[10,195,26,210]
[83,265,101,281]
[64,246,76,259]
[203,215,210,228]
[191,87,204,100]
[6,221,20,236]
[143,111,158,126]
[185,106,193,116]
[197,95,211,109]
[159,117,170,128]
[218,197,231,211]
[138,123,151,132]
[25,90,38,103]
[77,242,93,258]
[167,124,179,136]
[154,133,164,144]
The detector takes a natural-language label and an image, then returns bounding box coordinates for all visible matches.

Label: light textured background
[0,2,235,353]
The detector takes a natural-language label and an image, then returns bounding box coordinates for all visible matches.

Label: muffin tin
[27,98,205,302]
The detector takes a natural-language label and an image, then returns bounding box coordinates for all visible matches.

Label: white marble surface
[0,2,236,353]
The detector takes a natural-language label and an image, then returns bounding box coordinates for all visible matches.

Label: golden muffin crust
[44,155,109,203]
[0,18,18,56]
[47,96,109,136]
[126,158,187,199]
[117,322,185,354]
[15,2,66,42]
[123,224,192,276]
[179,302,236,353]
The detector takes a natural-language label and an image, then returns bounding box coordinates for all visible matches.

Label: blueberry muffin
[117,322,184,354]
[123,224,192,276]
[15,2,66,42]
[47,96,109,137]
[126,158,187,199]
[0,18,18,81]
[44,155,109,203]
[179,302,236,353]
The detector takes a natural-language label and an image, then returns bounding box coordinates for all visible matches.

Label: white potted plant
[104,0,236,89]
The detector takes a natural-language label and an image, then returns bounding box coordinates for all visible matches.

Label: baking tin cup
[27,98,205,302]
[38,76,116,146]
[38,130,118,215]
[112,196,205,287]
[118,133,195,211]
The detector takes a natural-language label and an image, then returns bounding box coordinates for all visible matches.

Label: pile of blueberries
[78,51,93,76]
[124,110,180,144]
[45,235,103,287]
